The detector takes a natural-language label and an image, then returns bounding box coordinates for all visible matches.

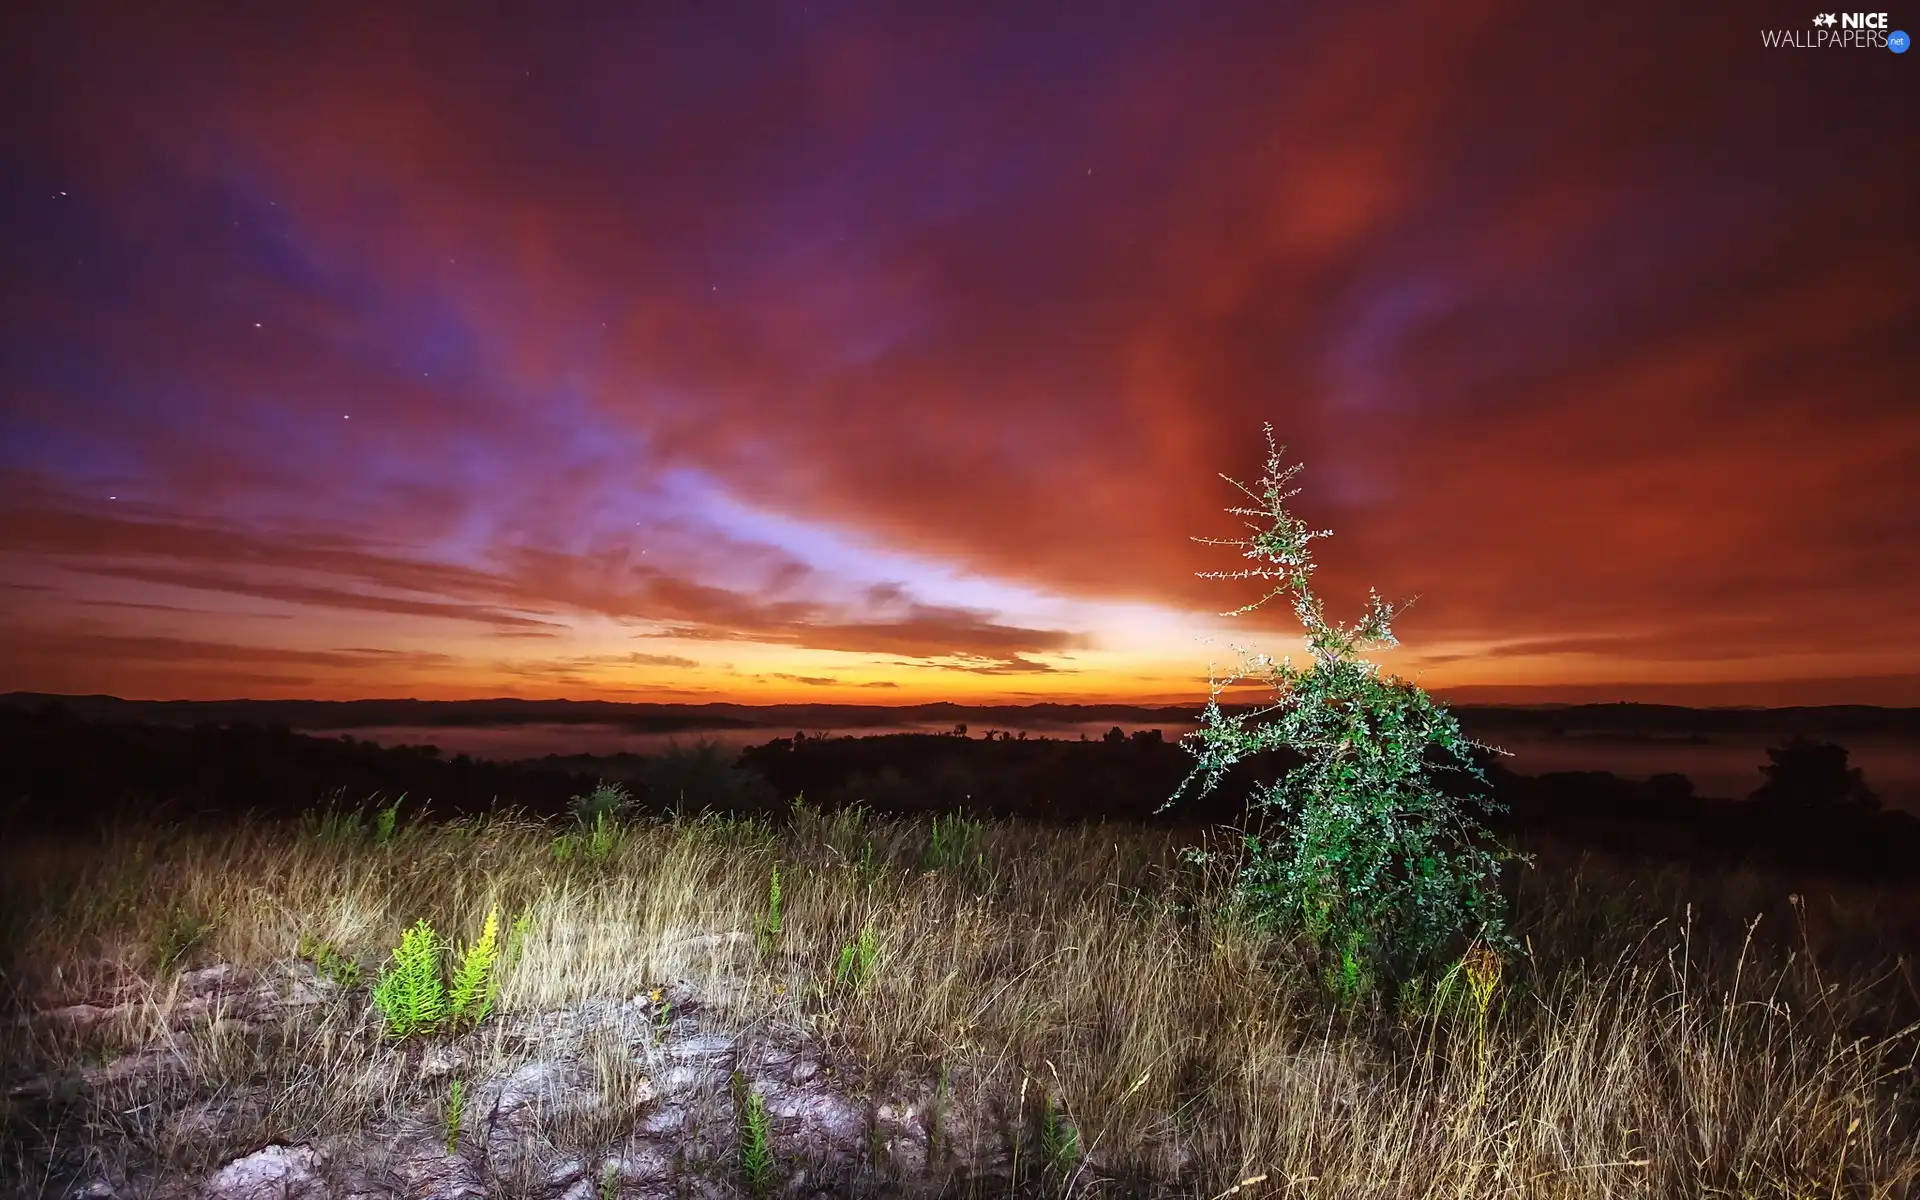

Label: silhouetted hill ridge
[5,692,1918,736]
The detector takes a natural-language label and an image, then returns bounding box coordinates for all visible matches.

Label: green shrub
[372,794,405,844]
[300,802,366,844]
[504,909,533,967]
[1165,427,1518,988]
[645,741,773,817]
[1750,735,1880,810]
[855,840,884,888]
[1040,1095,1080,1177]
[554,784,630,866]
[553,810,623,864]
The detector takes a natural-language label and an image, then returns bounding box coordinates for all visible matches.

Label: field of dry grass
[3,801,1917,1198]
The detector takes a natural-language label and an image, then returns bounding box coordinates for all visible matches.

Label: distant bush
[1750,734,1880,811]
[555,782,633,864]
[643,740,775,816]
[568,781,634,825]
[1166,427,1518,989]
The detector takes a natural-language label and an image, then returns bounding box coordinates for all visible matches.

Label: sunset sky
[2,2,1915,707]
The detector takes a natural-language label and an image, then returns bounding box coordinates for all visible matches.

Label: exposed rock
[606,1145,672,1183]
[662,1031,736,1063]
[355,1132,482,1200]
[47,1002,117,1032]
[553,1179,598,1200]
[873,1101,930,1176]
[164,1090,262,1143]
[418,1042,470,1080]
[544,1157,587,1190]
[36,962,335,1046]
[760,1083,870,1159]
[178,964,238,994]
[665,931,750,958]
[653,1062,708,1095]
[637,1101,689,1136]
[82,1045,187,1088]
[199,1144,326,1200]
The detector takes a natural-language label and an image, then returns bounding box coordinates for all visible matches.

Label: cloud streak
[1,0,1913,703]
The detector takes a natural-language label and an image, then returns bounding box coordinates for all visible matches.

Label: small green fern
[371,919,445,1038]
[444,1078,465,1155]
[835,919,881,991]
[505,909,533,967]
[1040,1096,1080,1177]
[446,908,501,1029]
[758,865,783,952]
[735,1072,775,1193]
[373,793,406,844]
[296,934,360,988]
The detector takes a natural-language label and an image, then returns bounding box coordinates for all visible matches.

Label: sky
[1,1,1915,707]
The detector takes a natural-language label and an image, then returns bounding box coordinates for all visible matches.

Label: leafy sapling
[1165,426,1520,988]
[569,780,633,825]
[297,934,361,988]
[504,909,533,967]
[152,902,217,976]
[922,812,986,876]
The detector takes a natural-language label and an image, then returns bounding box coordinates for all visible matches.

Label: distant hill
[3,691,1918,738]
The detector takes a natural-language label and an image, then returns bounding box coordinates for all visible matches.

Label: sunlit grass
[1,805,1916,1197]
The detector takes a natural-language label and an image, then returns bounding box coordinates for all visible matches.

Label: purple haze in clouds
[1,0,1915,704]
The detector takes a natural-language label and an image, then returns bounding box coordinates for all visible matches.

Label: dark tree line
[3,703,1913,878]
[0,703,590,831]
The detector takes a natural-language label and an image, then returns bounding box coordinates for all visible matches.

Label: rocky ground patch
[6,957,1059,1200]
